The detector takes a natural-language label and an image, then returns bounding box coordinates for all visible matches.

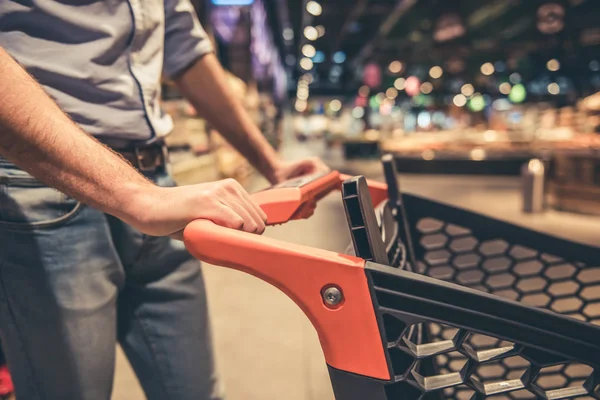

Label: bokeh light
[547,59,560,72]
[329,99,342,112]
[429,66,443,79]
[300,57,314,70]
[388,61,403,74]
[548,82,560,95]
[509,83,526,103]
[480,62,495,76]
[302,44,316,58]
[461,83,475,97]
[420,82,433,94]
[453,94,467,107]
[352,107,365,119]
[304,26,318,41]
[499,82,512,95]
[394,77,406,90]
[306,1,322,16]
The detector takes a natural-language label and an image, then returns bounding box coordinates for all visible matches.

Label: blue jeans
[0,159,223,400]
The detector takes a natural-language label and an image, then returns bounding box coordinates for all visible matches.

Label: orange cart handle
[182,171,391,381]
[183,220,390,381]
[251,170,388,225]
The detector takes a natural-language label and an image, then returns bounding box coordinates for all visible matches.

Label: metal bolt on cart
[184,155,600,400]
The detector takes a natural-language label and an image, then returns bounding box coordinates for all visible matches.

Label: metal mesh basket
[394,193,599,399]
[342,157,600,399]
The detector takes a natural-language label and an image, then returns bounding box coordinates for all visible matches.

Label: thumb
[291,159,316,175]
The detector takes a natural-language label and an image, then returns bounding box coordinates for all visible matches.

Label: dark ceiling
[267,0,600,97]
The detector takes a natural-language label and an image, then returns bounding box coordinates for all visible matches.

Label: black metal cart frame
[185,156,600,400]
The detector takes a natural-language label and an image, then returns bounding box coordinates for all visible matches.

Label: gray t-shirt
[0,0,213,142]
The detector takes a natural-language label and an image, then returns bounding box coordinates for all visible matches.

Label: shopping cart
[184,156,600,400]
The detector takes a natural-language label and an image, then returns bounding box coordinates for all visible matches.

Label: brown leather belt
[118,143,168,172]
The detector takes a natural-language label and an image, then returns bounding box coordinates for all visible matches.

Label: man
[0,1,326,399]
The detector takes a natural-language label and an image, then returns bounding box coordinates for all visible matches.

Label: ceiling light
[394,77,406,90]
[499,82,511,95]
[304,26,318,41]
[480,62,495,76]
[329,99,342,112]
[461,83,475,97]
[453,94,467,107]
[386,87,398,99]
[429,66,443,79]
[302,44,316,58]
[306,1,322,16]
[547,59,560,72]
[388,61,403,74]
[421,82,433,94]
[548,82,560,95]
[300,57,314,70]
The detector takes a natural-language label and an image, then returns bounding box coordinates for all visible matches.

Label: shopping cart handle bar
[251,170,388,225]
[184,220,390,381]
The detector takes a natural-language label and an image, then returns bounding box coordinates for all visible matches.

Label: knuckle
[224,178,239,188]
[232,217,244,230]
[248,222,259,233]
[256,223,266,234]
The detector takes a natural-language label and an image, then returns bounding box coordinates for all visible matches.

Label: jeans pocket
[0,173,83,231]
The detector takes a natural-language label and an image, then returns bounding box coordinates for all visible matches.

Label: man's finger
[210,203,245,230]
[238,188,268,227]
[224,199,261,233]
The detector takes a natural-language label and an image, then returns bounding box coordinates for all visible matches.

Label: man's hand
[271,157,330,184]
[126,179,267,239]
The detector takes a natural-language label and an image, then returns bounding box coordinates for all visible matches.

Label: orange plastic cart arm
[183,171,391,380]
[184,221,390,380]
[252,171,389,225]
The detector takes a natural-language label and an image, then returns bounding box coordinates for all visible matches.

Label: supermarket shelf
[392,153,533,175]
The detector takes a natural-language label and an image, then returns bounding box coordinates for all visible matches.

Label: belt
[117,142,168,172]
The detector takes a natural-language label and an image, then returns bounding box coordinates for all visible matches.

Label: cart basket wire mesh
[334,155,600,400]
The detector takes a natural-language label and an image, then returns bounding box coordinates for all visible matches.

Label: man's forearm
[175,54,281,183]
[0,47,155,225]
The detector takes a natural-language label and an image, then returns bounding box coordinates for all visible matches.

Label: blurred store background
[114,0,600,399]
[162,0,600,215]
